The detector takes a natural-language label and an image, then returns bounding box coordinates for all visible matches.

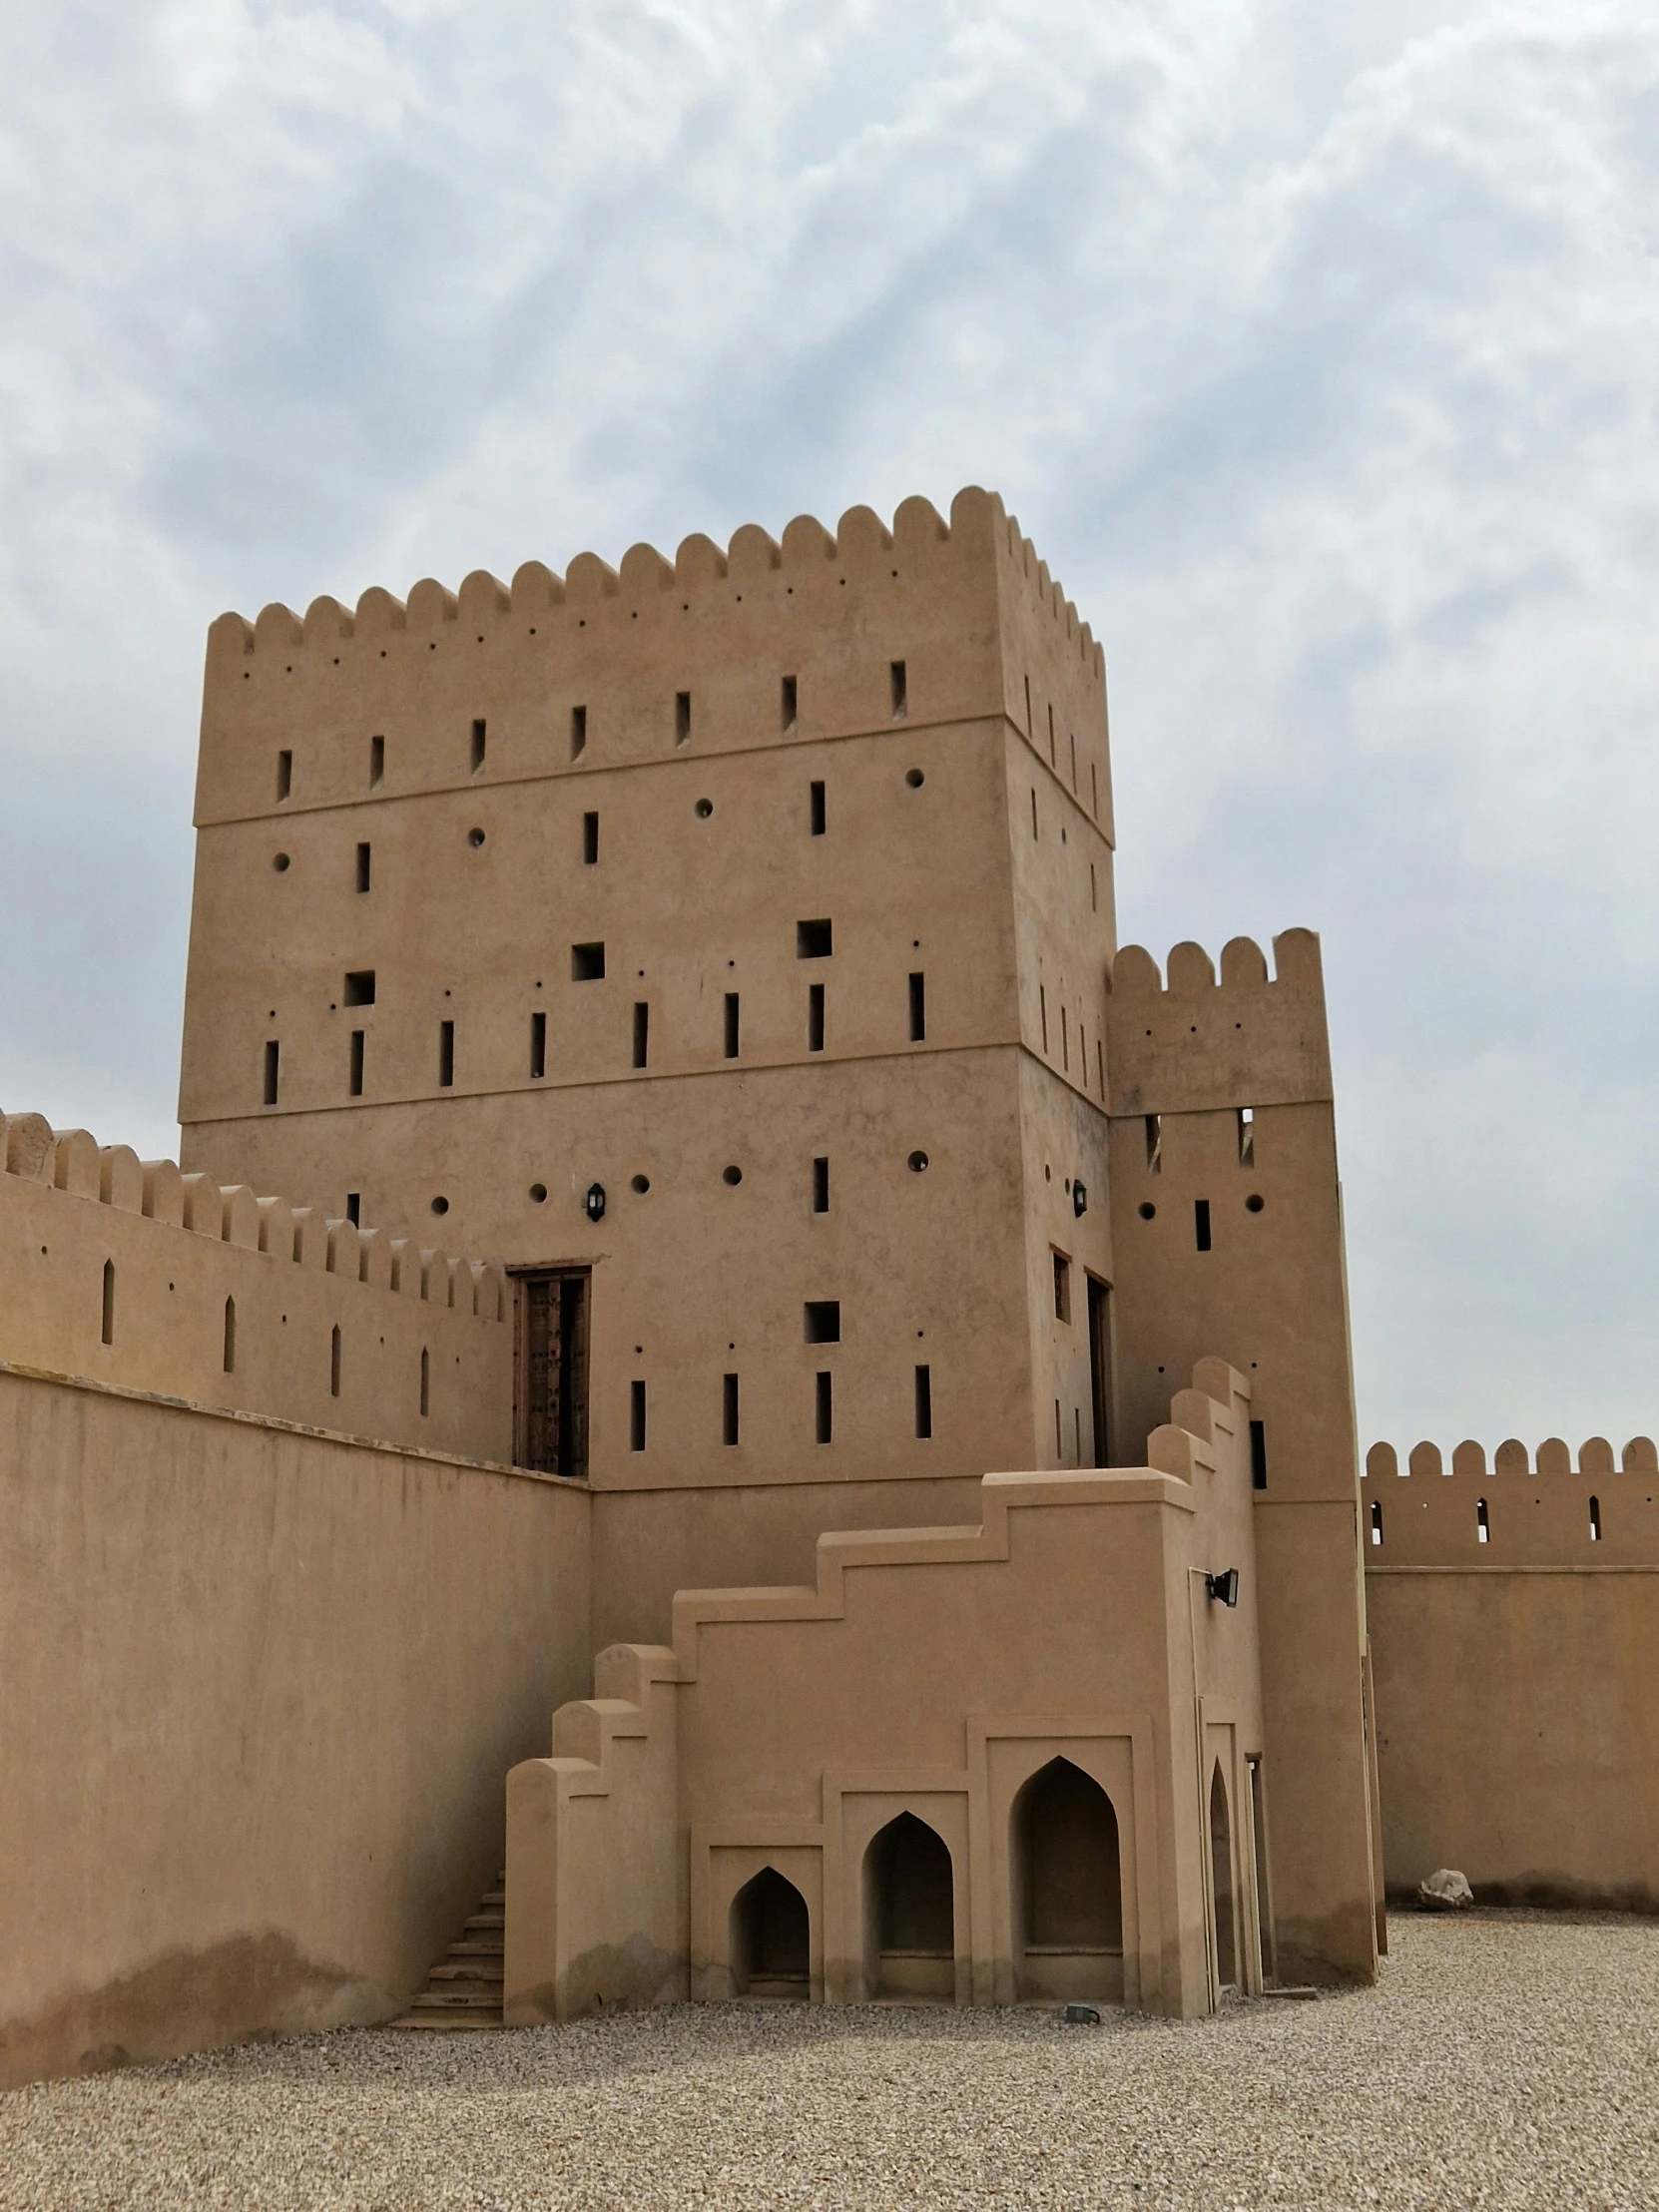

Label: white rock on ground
[2,1914,1656,2211]
[1418,1867,1475,1911]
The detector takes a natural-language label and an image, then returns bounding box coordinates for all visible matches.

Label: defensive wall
[0,1111,591,2086]
[1364,1435,1659,1911]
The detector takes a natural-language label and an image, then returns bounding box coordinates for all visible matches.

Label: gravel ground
[3,1914,1657,2211]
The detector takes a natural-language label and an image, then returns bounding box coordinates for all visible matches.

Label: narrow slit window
[356,841,371,893]
[633,1001,649,1069]
[583,812,599,864]
[530,1010,546,1079]
[914,1364,932,1439]
[330,1324,341,1398]
[470,718,486,773]
[816,1370,832,1444]
[223,1295,237,1375]
[420,1346,430,1416]
[1090,862,1097,913]
[1047,703,1056,765]
[1091,763,1099,817]
[810,780,826,835]
[1039,985,1048,1053]
[438,1020,454,1088]
[724,1372,740,1447]
[1238,1107,1256,1166]
[349,1030,364,1098]
[1075,1406,1082,1461]
[570,704,587,760]
[1370,1498,1382,1546]
[1097,1038,1105,1100]
[572,941,606,981]
[908,972,926,1042]
[1070,731,1077,787]
[1590,1493,1602,1542]
[345,1192,360,1227]
[1146,1113,1162,1172]
[1476,1497,1490,1543]
[101,1259,115,1347]
[724,992,740,1058]
[1030,789,1038,839]
[1053,1252,1071,1323]
[812,1157,830,1214]
[782,675,798,730]
[1055,1399,1063,1456]
[1195,1199,1212,1253]
[631,1379,647,1451]
[1061,1004,1068,1069]
[808,982,826,1052]
[890,660,907,719]
[276,749,292,803]
[369,735,384,787]
[1251,1419,1268,1491]
[264,1039,280,1106]
[675,691,692,746]
[1024,674,1032,736]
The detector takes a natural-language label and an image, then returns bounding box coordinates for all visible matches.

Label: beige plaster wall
[1365,1434,1659,1907]
[0,1368,589,2087]
[0,1111,510,1463]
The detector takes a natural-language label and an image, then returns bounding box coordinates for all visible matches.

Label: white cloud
[2,0,1657,1448]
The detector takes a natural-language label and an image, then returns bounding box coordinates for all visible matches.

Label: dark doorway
[1210,1762,1238,1990]
[864,1814,954,1999]
[1013,1757,1123,2001]
[515,1269,591,1478]
[730,1867,810,1998]
[1086,1277,1112,1465]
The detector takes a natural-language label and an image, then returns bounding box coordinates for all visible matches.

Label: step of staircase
[387,1871,508,2030]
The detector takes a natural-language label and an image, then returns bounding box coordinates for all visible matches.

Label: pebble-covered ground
[3,1913,1656,2211]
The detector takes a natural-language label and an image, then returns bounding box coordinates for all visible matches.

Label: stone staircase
[388,1870,506,2029]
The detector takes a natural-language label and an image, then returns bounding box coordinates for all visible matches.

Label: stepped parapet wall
[193,487,1111,846]
[0,1109,511,1463]
[1364,1435,1659,1567]
[1104,930,1331,1118]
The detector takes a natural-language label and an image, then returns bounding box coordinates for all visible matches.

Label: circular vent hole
[431,1196,450,1216]
[631,1174,651,1195]
[907,1150,928,1173]
[722,1165,743,1186]
[467,828,486,847]
[529,1183,547,1204]
[905,768,924,789]
[273,852,290,872]
[1246,1193,1265,1213]
[695,798,714,819]
[1138,1202,1156,1221]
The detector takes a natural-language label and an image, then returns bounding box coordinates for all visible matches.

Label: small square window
[804,1300,840,1345]
[571,942,606,981]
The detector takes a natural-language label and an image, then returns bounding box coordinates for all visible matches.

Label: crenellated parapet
[1104,930,1331,1119]
[0,1108,511,1463]
[1364,1434,1659,1566]
[196,487,1110,834]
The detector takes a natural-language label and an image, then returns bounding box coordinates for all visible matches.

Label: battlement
[0,1108,511,1463]
[194,487,1113,843]
[1104,929,1332,1118]
[1363,1434,1659,1567]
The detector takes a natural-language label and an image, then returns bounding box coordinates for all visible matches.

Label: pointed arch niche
[862,1812,955,2000]
[1011,1756,1124,2003]
[729,1866,810,1999]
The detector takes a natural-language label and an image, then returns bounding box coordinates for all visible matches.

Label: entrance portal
[730,1867,810,1999]
[863,1813,954,2000]
[515,1269,590,1478]
[1013,1757,1123,2001]
[1086,1277,1112,1464]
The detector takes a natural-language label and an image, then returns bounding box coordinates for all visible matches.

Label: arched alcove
[730,1867,810,1999]
[1210,1762,1237,1991]
[862,1813,954,2000]
[1012,1757,1123,2002]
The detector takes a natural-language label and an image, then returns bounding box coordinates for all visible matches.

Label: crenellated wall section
[1364,1430,1659,1910]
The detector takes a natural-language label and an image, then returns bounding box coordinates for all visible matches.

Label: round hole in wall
[907,1150,928,1173]
[430,1196,449,1216]
[631,1174,651,1195]
[529,1183,547,1204]
[1138,1202,1156,1221]
[273,852,290,871]
[695,798,714,819]
[905,769,924,789]
[723,1165,743,1186]
[1246,1193,1265,1213]
[467,827,486,847]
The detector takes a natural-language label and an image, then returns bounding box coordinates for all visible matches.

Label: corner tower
[178,488,1118,1635]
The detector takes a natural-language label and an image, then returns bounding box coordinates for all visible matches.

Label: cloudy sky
[3,0,1656,1454]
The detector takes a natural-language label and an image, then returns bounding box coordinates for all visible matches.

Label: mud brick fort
[2,488,1653,2084]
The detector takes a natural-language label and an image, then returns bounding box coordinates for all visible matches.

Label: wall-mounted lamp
[585,1182,607,1223]
[1073,1180,1088,1218]
[1204,1568,1240,1608]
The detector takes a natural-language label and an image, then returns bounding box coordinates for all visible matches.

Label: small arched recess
[1012,1757,1123,2003]
[730,1866,810,2000]
[862,1812,955,2000]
